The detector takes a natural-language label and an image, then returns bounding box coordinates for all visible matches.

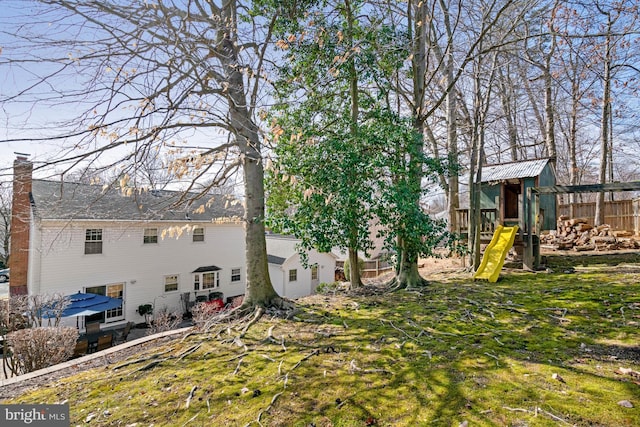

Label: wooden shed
[480,158,556,233]
[458,158,557,237]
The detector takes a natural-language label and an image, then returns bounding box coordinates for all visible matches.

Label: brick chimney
[9,155,32,296]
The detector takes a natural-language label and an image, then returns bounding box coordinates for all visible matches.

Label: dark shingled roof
[267,254,286,265]
[31,180,244,222]
[192,265,222,273]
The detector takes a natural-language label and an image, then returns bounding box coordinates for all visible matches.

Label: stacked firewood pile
[540,215,640,251]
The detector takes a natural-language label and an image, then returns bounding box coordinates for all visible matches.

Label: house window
[105,283,124,319]
[311,265,319,281]
[231,268,241,282]
[143,228,158,244]
[202,271,220,289]
[193,227,205,242]
[85,229,103,254]
[84,283,124,323]
[165,274,179,292]
[194,275,200,291]
[289,269,297,282]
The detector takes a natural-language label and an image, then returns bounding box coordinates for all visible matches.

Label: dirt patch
[542,249,640,269]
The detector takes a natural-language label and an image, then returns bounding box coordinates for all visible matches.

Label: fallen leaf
[618,400,634,408]
[615,367,640,378]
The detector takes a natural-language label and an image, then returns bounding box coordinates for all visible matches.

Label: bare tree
[576,1,640,225]
[0,184,10,268]
[0,1,288,311]
[399,0,521,285]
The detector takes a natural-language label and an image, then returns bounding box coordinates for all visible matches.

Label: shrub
[7,327,78,374]
[191,302,224,331]
[0,298,29,335]
[146,306,181,335]
[315,282,343,295]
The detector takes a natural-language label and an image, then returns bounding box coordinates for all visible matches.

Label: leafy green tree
[267,114,377,288]
[267,0,454,289]
[267,0,383,287]
[365,111,451,289]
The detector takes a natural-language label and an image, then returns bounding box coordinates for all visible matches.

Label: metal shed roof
[481,158,551,183]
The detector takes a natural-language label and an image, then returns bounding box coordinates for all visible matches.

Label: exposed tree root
[112,348,175,371]
[185,385,197,409]
[177,343,202,361]
[245,348,322,426]
[239,306,264,338]
[130,358,169,374]
[386,276,430,293]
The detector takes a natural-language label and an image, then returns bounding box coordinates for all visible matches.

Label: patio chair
[86,321,101,335]
[115,322,134,344]
[96,334,113,352]
[73,339,89,358]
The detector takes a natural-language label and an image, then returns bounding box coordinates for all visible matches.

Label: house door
[85,283,125,324]
[310,265,320,293]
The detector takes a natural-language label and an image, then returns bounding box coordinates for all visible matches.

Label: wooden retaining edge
[0,326,193,388]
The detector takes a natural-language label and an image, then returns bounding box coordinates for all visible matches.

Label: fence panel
[558,199,635,231]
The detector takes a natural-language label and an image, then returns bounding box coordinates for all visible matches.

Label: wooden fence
[635,198,640,235]
[558,199,636,231]
[335,259,393,279]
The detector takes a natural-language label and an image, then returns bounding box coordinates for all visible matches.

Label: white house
[9,156,247,330]
[266,234,336,299]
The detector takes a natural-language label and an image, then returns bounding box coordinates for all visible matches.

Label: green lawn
[4,261,640,426]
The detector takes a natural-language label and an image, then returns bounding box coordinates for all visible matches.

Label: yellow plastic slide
[473,225,519,283]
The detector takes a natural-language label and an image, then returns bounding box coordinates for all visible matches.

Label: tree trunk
[568,77,579,218]
[595,11,612,226]
[239,133,280,307]
[395,237,424,288]
[498,65,518,162]
[391,0,428,290]
[442,0,459,233]
[220,2,280,308]
[543,60,557,166]
[347,247,362,288]
[345,0,364,289]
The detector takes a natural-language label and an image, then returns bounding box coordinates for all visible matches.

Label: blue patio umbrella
[42,292,122,318]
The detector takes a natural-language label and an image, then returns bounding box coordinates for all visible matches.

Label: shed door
[504,183,521,219]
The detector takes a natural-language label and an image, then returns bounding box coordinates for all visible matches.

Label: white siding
[266,235,335,299]
[30,220,246,327]
[268,264,285,297]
